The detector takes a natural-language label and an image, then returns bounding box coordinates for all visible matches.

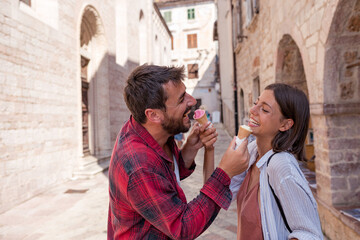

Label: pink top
[236,165,264,240]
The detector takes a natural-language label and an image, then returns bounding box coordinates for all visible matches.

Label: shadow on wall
[81,52,139,178]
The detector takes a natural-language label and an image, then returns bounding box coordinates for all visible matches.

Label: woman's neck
[256,137,273,160]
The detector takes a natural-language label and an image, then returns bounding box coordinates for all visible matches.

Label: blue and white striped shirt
[230,141,323,240]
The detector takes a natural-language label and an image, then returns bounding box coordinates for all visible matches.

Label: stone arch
[79,5,111,164]
[275,35,315,169]
[325,0,360,105]
[275,34,308,95]
[322,0,360,207]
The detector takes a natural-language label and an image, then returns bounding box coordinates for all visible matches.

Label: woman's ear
[279,118,294,132]
[145,108,163,123]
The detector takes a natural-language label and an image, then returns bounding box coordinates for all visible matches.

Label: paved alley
[0,123,237,240]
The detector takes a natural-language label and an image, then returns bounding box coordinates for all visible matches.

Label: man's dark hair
[124,64,185,124]
[265,83,310,161]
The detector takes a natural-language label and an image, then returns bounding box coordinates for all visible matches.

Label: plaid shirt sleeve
[126,166,232,239]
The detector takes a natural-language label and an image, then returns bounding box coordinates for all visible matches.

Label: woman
[230,83,323,240]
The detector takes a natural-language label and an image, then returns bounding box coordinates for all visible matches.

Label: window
[232,0,245,47]
[187,64,199,79]
[233,1,240,45]
[187,34,197,48]
[245,0,259,26]
[213,21,218,41]
[163,11,172,23]
[239,89,245,124]
[20,0,31,6]
[171,36,174,50]
[252,77,260,103]
[187,8,195,20]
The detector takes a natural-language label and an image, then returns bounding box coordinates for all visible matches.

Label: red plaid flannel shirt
[107,116,232,239]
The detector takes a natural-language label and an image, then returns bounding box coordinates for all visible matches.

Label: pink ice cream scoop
[194,109,208,125]
[194,109,205,119]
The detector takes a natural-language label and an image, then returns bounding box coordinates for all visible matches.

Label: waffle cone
[237,125,252,139]
[195,114,208,125]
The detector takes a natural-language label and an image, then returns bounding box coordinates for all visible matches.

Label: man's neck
[142,123,170,149]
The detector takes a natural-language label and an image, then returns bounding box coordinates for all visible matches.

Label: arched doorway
[275,34,315,170]
[239,88,245,125]
[323,0,360,207]
[79,6,111,171]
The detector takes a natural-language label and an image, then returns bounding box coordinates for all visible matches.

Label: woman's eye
[261,108,269,113]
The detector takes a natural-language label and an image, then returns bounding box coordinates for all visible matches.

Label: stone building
[156,0,221,119]
[217,0,360,239]
[0,0,171,213]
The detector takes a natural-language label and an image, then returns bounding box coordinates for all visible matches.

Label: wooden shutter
[187,34,197,48]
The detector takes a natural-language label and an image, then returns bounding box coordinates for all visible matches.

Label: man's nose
[187,94,197,107]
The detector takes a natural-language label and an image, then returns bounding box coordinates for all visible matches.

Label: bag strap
[267,153,292,233]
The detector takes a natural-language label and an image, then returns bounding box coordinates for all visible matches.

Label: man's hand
[218,137,249,178]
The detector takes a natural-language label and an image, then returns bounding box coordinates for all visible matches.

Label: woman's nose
[249,105,258,115]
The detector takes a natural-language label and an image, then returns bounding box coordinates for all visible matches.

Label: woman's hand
[181,122,203,168]
[184,122,203,151]
[199,122,218,150]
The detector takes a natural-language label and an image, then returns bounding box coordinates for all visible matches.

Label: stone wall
[0,0,171,213]
[219,0,360,238]
[1,0,82,213]
[231,0,360,207]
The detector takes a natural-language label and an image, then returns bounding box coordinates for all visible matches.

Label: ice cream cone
[194,109,208,125]
[195,114,208,125]
[237,125,252,139]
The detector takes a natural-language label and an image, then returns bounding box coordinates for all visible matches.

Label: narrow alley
[0,123,237,240]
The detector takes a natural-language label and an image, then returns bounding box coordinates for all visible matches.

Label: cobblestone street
[0,123,237,240]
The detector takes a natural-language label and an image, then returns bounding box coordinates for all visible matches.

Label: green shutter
[164,11,172,23]
[187,8,195,20]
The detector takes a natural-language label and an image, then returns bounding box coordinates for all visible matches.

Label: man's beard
[161,109,191,135]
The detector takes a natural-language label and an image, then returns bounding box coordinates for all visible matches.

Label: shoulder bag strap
[267,153,292,233]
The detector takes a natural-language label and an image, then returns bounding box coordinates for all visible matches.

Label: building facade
[217,0,360,239]
[0,0,171,213]
[216,0,236,135]
[156,0,220,119]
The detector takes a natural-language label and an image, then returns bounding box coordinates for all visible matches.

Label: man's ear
[145,108,163,123]
[279,118,294,132]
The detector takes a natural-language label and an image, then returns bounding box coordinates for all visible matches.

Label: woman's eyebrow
[258,98,272,109]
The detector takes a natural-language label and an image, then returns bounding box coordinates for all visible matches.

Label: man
[107,64,249,239]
